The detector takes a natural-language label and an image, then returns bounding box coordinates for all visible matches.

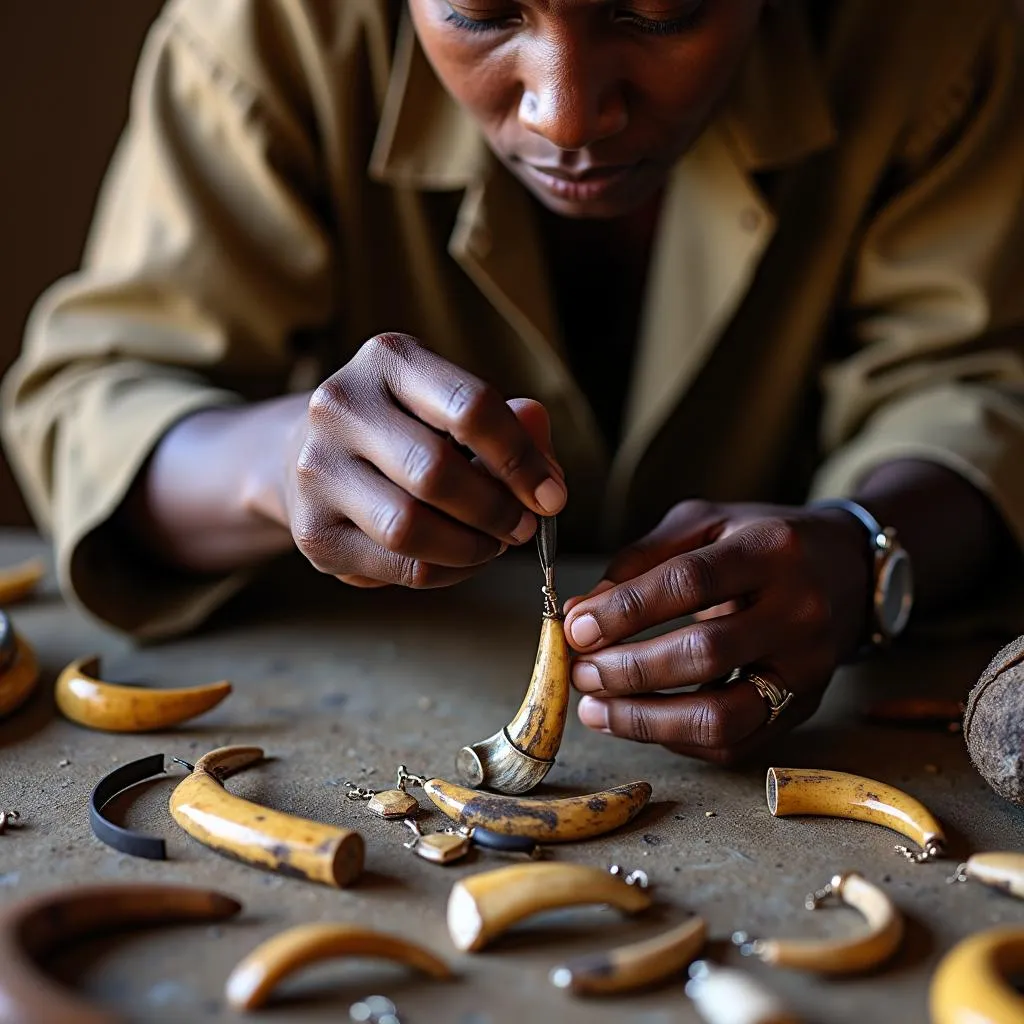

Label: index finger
[364,334,566,516]
[563,534,768,651]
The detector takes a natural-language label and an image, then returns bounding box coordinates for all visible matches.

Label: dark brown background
[0,1,165,526]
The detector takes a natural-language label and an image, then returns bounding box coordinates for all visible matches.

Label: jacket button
[739,207,762,232]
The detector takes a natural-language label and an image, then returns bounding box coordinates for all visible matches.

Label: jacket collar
[366,1,837,543]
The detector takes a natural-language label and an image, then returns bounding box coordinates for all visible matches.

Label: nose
[517,38,627,151]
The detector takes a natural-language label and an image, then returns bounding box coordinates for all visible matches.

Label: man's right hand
[283,333,567,588]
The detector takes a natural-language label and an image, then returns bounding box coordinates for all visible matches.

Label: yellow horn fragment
[447,862,652,953]
[741,872,903,975]
[929,925,1024,1024]
[550,915,706,996]
[0,558,45,605]
[767,767,945,861]
[0,883,240,1024]
[169,746,364,888]
[55,655,232,732]
[0,631,40,720]
[457,614,570,794]
[953,852,1024,898]
[225,923,452,1010]
[423,777,652,842]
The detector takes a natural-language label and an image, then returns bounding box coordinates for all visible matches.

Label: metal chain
[395,765,427,791]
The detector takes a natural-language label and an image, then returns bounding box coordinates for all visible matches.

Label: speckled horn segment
[766,767,945,862]
[0,883,240,1024]
[423,776,652,842]
[551,915,707,996]
[168,745,364,887]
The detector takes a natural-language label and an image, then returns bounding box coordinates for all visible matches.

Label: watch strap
[808,498,885,546]
[808,498,892,658]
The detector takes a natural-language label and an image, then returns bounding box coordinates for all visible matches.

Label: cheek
[638,11,763,143]
[407,3,517,132]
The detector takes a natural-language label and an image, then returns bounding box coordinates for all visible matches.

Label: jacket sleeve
[0,0,336,640]
[809,10,1024,626]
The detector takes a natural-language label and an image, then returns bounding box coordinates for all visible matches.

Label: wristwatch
[809,498,914,650]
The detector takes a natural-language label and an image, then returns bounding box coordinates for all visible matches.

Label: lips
[519,161,641,205]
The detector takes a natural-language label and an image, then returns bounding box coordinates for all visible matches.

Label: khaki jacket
[3,0,1024,640]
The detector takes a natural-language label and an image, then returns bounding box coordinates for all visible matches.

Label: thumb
[506,398,564,479]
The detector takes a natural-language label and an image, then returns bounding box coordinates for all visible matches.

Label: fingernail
[569,613,602,648]
[578,696,610,730]
[534,476,566,514]
[573,662,602,693]
[511,510,536,544]
[497,542,509,557]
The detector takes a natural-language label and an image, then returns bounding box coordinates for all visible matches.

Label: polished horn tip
[456,729,554,794]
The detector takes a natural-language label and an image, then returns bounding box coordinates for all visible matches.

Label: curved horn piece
[225,923,452,1010]
[766,767,945,863]
[169,745,364,887]
[424,776,652,842]
[457,613,570,794]
[0,883,240,1024]
[55,656,232,733]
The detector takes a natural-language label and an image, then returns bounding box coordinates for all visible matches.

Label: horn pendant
[457,516,570,794]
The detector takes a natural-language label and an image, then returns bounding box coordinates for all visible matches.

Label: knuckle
[665,498,716,526]
[627,702,656,744]
[294,439,323,485]
[307,378,348,422]
[399,557,435,590]
[402,438,451,500]
[795,589,832,631]
[291,511,331,570]
[494,444,530,483]
[372,500,417,553]
[692,699,733,749]
[618,651,650,695]
[363,332,416,363]
[678,627,723,680]
[760,517,804,561]
[445,378,494,432]
[665,554,715,608]
[612,582,648,625]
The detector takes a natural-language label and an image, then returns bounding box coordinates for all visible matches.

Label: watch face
[877,550,914,637]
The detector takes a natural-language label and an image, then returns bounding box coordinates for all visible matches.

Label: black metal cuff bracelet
[89,753,168,860]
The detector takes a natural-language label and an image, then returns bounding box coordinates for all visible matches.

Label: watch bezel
[874,541,914,640]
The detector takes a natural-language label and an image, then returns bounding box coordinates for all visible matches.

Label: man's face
[408,0,766,219]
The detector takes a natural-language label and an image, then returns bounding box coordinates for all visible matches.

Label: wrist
[809,498,915,659]
[809,506,875,661]
[238,391,313,532]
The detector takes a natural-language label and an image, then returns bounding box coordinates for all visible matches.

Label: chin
[530,186,658,220]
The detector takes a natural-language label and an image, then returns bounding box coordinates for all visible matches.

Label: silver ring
[744,671,793,724]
